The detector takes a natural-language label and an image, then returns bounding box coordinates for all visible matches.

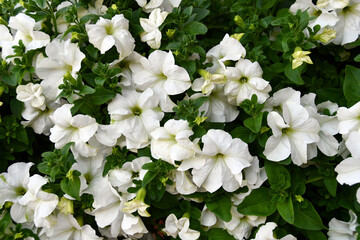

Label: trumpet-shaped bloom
[264,101,320,166]
[224,59,271,105]
[16,83,46,110]
[49,104,98,157]
[162,214,200,240]
[133,50,191,112]
[181,129,253,193]
[8,13,50,52]
[337,101,360,135]
[0,24,13,47]
[332,0,360,45]
[45,213,102,240]
[140,8,168,49]
[251,222,296,240]
[328,210,359,240]
[292,47,313,69]
[136,0,181,13]
[36,39,85,100]
[150,119,196,165]
[86,14,135,57]
[108,88,164,149]
[206,34,246,72]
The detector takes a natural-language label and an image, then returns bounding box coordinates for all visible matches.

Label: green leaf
[151,192,179,209]
[277,197,294,224]
[265,161,291,190]
[206,195,232,222]
[34,0,46,8]
[183,21,207,35]
[0,211,11,233]
[244,112,263,133]
[142,171,157,187]
[344,65,360,103]
[192,8,210,21]
[324,176,337,197]
[257,0,277,10]
[79,14,99,24]
[10,98,24,119]
[16,128,29,145]
[305,230,328,240]
[230,126,256,143]
[355,54,360,62]
[237,187,277,216]
[285,63,304,85]
[207,228,236,240]
[2,72,19,86]
[60,170,81,200]
[91,86,116,105]
[79,85,95,95]
[293,199,325,230]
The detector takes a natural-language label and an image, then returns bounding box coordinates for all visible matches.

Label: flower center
[105,23,115,35]
[240,76,248,83]
[282,127,290,134]
[131,106,142,116]
[15,186,27,196]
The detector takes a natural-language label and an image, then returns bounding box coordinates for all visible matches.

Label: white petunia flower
[133,50,191,112]
[224,59,271,105]
[181,129,253,193]
[167,170,197,195]
[140,8,168,49]
[21,100,63,136]
[86,14,135,57]
[16,83,46,110]
[162,214,200,240]
[0,24,13,47]
[335,131,360,186]
[263,87,301,113]
[8,13,50,52]
[206,34,246,72]
[251,222,297,240]
[36,39,85,100]
[264,101,320,166]
[337,101,360,136]
[45,213,102,240]
[136,0,181,13]
[108,88,164,149]
[332,0,360,45]
[150,119,196,165]
[190,84,239,123]
[330,0,351,9]
[328,210,359,240]
[49,104,98,158]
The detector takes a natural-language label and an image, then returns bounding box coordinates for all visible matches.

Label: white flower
[206,34,246,72]
[224,59,271,105]
[45,213,102,240]
[49,104,98,158]
[16,83,46,110]
[290,0,339,30]
[122,188,150,217]
[332,0,360,45]
[181,129,253,193]
[330,0,350,9]
[109,157,151,194]
[140,8,168,49]
[167,170,197,195]
[8,13,50,52]
[251,222,297,240]
[263,87,301,113]
[335,131,360,185]
[150,119,196,165]
[0,24,13,47]
[36,39,85,100]
[108,88,164,149]
[162,214,200,240]
[21,100,62,135]
[264,101,320,166]
[190,85,239,123]
[133,50,191,112]
[136,0,181,13]
[337,101,360,135]
[328,210,359,240]
[86,14,135,57]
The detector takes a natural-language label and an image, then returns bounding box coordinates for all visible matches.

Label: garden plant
[1,0,360,239]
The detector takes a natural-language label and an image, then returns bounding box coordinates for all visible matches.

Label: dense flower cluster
[0,0,360,239]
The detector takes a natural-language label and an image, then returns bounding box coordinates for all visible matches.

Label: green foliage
[103,145,137,176]
[205,194,232,222]
[343,65,360,105]
[237,187,277,216]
